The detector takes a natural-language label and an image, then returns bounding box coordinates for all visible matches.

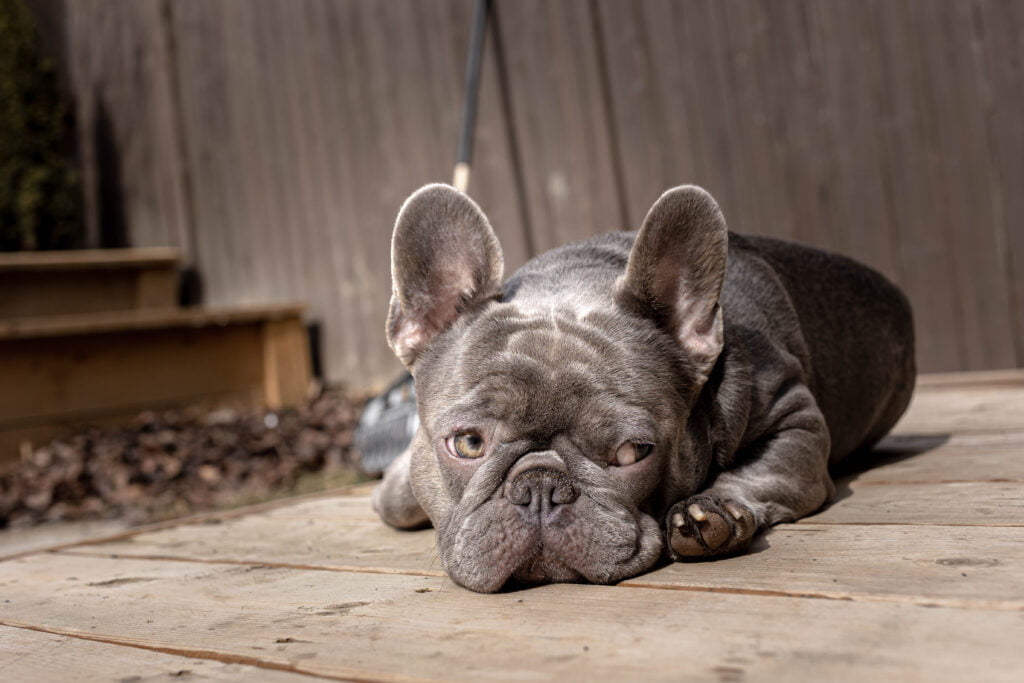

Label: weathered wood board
[0,305,312,463]
[0,625,317,682]
[1,372,1023,680]
[29,0,1024,386]
[0,248,181,319]
[1,553,1021,683]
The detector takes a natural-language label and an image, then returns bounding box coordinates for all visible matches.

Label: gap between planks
[0,620,402,683]
[0,482,378,564]
[51,548,446,578]
[3,552,1021,682]
[0,623,329,683]
[50,536,1022,612]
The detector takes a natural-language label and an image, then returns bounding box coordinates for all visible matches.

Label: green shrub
[0,0,81,251]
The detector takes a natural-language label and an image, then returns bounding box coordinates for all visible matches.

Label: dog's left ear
[386,184,504,367]
[617,185,728,384]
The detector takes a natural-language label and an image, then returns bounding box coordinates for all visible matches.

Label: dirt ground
[0,387,371,532]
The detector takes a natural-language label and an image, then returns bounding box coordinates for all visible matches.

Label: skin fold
[372,184,915,593]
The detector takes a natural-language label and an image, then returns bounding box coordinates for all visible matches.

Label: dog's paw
[666,495,757,560]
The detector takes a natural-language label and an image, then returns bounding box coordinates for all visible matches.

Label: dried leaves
[0,389,366,528]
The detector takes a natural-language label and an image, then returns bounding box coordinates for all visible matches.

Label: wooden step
[0,247,181,318]
[0,304,311,462]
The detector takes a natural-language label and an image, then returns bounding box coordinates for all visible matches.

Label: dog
[372,183,915,593]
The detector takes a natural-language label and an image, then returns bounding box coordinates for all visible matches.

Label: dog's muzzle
[504,451,579,514]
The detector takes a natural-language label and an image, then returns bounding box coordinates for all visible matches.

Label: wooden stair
[0,247,181,317]
[0,249,312,462]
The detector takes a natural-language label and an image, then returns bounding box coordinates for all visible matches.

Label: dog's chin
[445,548,590,594]
[509,553,583,587]
[439,500,664,593]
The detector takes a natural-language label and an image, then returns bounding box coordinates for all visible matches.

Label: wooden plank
[0,270,141,319]
[160,0,531,389]
[0,324,265,427]
[34,1,1024,385]
[893,386,1024,435]
[0,303,304,340]
[0,519,129,561]
[261,318,313,409]
[624,523,1024,610]
[0,307,313,460]
[596,0,762,240]
[0,247,181,271]
[866,1,964,371]
[806,481,1024,526]
[0,625,320,682]
[57,496,1024,610]
[0,244,179,320]
[0,484,380,564]
[914,0,1018,371]
[807,0,902,281]
[55,1,193,253]
[495,0,626,250]
[916,369,1024,389]
[134,266,179,309]
[972,0,1024,367]
[1,553,1021,682]
[56,496,440,576]
[856,430,1024,484]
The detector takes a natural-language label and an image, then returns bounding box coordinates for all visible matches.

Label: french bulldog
[372,183,915,593]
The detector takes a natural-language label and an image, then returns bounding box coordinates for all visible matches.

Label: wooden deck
[2,372,1023,681]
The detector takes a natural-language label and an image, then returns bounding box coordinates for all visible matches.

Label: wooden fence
[27,0,1024,388]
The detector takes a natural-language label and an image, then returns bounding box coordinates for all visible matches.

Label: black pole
[453,0,490,192]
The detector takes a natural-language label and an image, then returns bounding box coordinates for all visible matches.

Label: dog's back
[731,234,916,461]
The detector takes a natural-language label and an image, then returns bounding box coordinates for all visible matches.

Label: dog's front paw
[666,495,757,560]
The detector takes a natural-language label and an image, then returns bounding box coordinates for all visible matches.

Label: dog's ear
[386,184,504,367]
[617,185,728,384]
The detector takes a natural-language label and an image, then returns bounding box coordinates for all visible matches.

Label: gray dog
[372,183,915,593]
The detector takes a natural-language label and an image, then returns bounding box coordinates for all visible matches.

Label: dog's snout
[505,451,579,509]
[506,467,579,507]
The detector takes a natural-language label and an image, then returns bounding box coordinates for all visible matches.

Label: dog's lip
[482,496,659,588]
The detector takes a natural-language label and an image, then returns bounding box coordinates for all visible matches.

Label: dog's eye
[446,431,485,459]
[612,442,653,467]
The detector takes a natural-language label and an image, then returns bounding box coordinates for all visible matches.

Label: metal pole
[453,0,490,193]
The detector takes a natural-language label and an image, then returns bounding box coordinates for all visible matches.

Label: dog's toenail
[725,503,744,521]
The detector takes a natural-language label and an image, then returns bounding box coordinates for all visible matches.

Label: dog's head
[386,184,728,592]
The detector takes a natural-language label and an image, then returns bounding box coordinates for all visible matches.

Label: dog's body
[373,184,915,593]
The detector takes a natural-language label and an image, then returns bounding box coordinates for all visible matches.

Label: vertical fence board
[27,0,1024,386]
[972,0,1024,368]
[493,0,625,250]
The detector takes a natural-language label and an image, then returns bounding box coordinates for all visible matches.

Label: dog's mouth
[439,492,664,593]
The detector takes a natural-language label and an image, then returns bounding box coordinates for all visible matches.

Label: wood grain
[1,553,1021,682]
[623,524,1024,610]
[57,496,440,576]
[32,0,1024,385]
[805,481,1024,526]
[57,498,1024,610]
[893,385,1024,435]
[3,377,1024,679]
[856,430,1024,484]
[0,247,180,270]
[0,625,320,682]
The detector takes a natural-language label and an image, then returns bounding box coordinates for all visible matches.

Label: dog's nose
[505,451,579,509]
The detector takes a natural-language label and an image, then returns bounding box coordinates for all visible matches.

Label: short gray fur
[373,184,915,593]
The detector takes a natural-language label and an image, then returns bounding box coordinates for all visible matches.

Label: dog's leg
[372,448,430,529]
[667,383,833,559]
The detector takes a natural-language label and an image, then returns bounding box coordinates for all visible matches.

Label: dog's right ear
[386,184,504,367]
[616,185,728,386]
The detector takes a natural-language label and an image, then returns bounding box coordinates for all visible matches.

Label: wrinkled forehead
[420,302,686,433]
